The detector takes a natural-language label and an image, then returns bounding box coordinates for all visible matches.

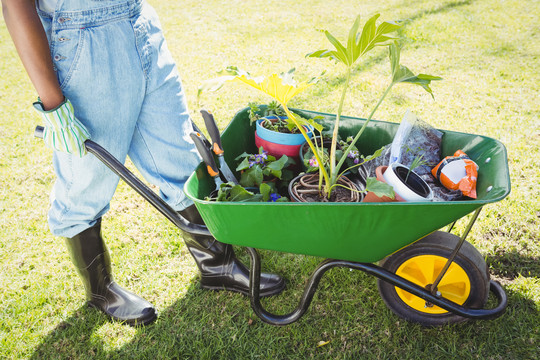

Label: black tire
[377,231,490,326]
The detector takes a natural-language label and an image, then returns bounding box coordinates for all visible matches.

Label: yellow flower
[199,67,317,106]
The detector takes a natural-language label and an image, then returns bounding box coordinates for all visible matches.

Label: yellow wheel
[377,231,490,326]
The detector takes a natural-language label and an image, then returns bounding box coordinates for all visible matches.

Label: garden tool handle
[190,132,220,178]
[190,118,212,149]
[199,110,239,184]
[200,109,223,155]
[34,125,45,139]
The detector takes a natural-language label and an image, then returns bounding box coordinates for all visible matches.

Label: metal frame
[246,247,507,326]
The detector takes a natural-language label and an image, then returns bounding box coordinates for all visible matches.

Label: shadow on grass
[486,250,540,279]
[30,263,539,359]
[29,252,327,359]
[399,0,473,25]
[29,305,109,359]
[29,281,239,359]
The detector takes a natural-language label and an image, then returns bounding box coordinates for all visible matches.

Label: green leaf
[306,118,324,133]
[347,16,362,64]
[324,31,350,65]
[356,15,400,60]
[228,186,257,202]
[389,43,442,98]
[235,157,251,171]
[309,14,400,71]
[306,49,340,63]
[239,166,263,187]
[365,177,395,199]
[259,183,271,202]
[215,183,257,202]
[363,146,385,163]
[266,155,289,171]
[358,14,379,59]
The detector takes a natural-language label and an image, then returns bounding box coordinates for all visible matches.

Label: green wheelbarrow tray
[185,107,511,264]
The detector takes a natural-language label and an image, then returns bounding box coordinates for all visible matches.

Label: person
[1,0,285,326]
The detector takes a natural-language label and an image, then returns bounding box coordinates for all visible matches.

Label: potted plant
[200,69,318,161]
[248,102,315,160]
[382,163,433,202]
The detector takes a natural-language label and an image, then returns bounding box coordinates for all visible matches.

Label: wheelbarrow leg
[432,207,483,294]
[247,247,341,325]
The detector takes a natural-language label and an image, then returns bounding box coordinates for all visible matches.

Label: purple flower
[347,150,359,159]
[250,153,267,167]
[308,157,318,167]
[269,193,280,202]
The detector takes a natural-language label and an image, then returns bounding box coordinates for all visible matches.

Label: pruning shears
[199,109,239,184]
[190,111,239,194]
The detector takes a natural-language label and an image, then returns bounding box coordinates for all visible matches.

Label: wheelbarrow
[34,107,510,326]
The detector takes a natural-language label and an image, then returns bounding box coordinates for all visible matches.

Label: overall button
[58,37,70,42]
[54,55,66,61]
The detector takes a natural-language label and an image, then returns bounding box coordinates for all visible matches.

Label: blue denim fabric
[37,0,201,237]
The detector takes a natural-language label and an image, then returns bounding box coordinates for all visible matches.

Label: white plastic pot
[383,163,434,202]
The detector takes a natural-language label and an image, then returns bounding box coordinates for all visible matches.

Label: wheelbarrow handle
[34,126,211,237]
[34,125,45,139]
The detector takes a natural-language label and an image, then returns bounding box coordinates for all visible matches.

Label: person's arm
[3,0,91,157]
[2,0,63,110]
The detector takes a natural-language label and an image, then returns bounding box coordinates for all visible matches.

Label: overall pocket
[50,28,86,90]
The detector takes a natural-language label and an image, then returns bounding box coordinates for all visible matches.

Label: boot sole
[87,302,158,326]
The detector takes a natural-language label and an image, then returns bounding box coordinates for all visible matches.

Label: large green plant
[307,14,442,198]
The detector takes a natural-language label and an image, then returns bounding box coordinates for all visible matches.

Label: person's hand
[33,98,91,157]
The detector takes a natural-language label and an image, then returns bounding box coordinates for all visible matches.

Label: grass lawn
[1,0,538,359]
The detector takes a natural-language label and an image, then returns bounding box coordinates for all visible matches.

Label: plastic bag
[365,110,463,201]
[389,110,442,174]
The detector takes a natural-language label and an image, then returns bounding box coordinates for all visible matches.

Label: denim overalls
[36,0,200,237]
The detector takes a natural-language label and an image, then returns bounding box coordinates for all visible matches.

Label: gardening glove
[33,98,91,157]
